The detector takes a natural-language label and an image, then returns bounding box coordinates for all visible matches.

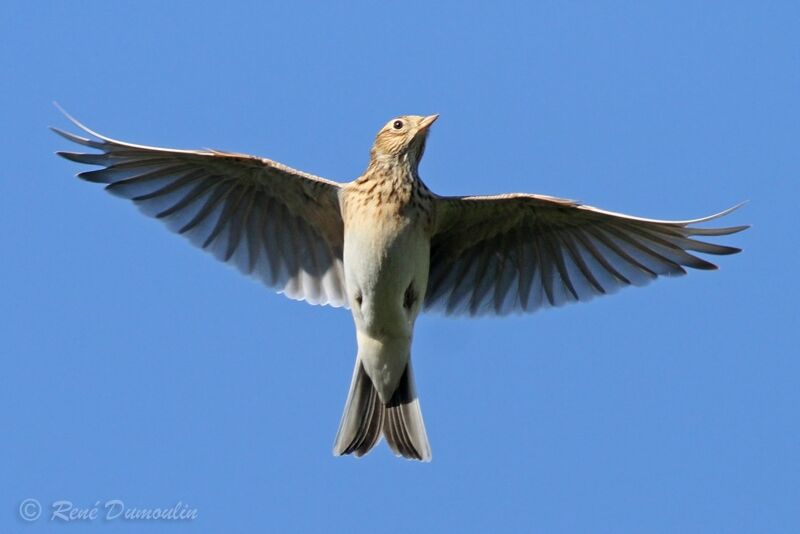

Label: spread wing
[426,193,747,316]
[53,112,348,307]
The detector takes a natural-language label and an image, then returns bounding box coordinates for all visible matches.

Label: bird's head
[370,114,439,170]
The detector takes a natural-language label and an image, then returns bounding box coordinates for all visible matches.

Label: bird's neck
[348,152,433,213]
[361,152,420,189]
[348,152,435,229]
[371,150,418,176]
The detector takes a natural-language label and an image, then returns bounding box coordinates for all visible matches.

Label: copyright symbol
[19,498,41,521]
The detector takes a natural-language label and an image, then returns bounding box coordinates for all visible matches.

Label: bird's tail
[333,360,431,461]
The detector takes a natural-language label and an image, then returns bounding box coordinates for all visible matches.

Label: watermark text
[18,498,198,523]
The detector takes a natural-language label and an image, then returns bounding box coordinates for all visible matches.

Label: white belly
[343,219,430,401]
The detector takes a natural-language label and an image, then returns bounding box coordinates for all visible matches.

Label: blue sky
[2,1,797,532]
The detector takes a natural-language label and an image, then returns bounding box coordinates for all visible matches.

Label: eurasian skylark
[54,111,747,462]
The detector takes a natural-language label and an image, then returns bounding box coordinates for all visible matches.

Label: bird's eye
[393,120,404,130]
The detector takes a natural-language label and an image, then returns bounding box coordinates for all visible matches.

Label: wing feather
[426,194,747,316]
[54,111,347,307]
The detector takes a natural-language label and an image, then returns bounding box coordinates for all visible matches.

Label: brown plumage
[53,109,748,461]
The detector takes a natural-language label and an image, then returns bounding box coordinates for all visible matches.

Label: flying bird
[53,110,747,462]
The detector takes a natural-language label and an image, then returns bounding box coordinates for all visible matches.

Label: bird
[53,109,748,462]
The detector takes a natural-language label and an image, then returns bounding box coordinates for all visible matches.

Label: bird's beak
[417,114,439,132]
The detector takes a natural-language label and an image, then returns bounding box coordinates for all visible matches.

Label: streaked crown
[371,115,439,164]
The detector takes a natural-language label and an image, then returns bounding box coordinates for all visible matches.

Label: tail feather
[333,360,383,457]
[384,363,431,461]
[333,361,431,462]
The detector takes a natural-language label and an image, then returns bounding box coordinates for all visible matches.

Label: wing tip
[55,151,99,165]
[51,126,87,143]
[688,201,749,225]
[51,103,121,146]
[53,102,95,135]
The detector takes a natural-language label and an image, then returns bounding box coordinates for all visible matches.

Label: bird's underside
[54,109,747,461]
